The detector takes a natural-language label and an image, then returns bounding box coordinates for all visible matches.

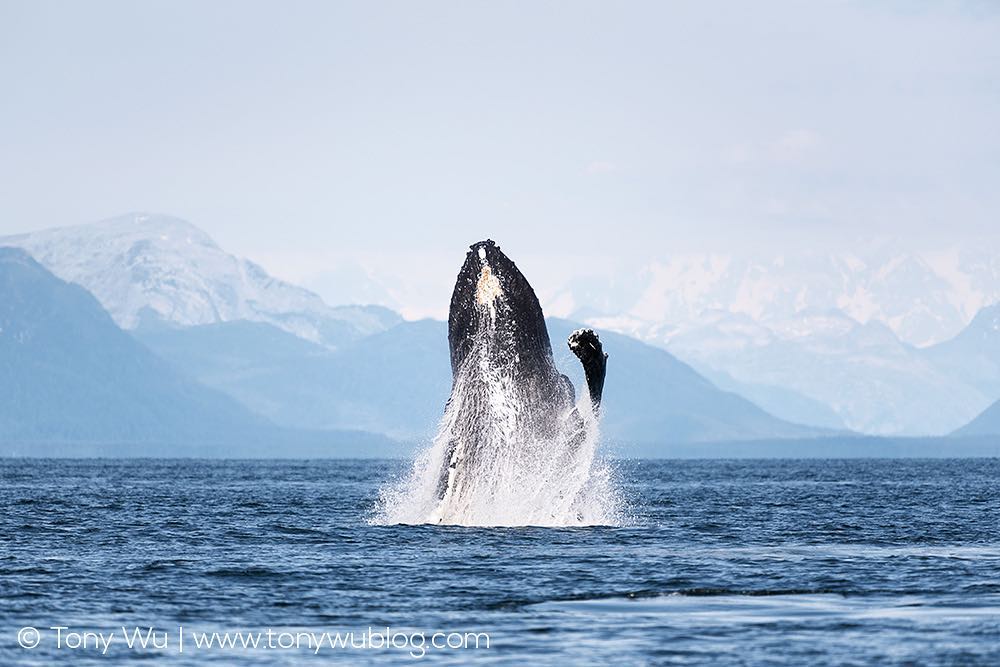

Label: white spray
[374,254,622,527]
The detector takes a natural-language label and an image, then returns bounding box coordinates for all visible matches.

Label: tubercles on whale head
[470,239,499,260]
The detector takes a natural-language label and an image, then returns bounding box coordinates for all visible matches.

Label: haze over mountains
[545,245,1000,435]
[925,304,1000,403]
[0,247,394,457]
[548,243,1000,347]
[954,399,1000,438]
[1,214,400,349]
[306,241,1000,435]
[0,214,833,455]
[664,310,986,435]
[3,213,1000,455]
[135,316,822,446]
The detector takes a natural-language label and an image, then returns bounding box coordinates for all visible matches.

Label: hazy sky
[1,1,998,314]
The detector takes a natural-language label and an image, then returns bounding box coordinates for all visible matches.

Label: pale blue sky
[1,0,998,310]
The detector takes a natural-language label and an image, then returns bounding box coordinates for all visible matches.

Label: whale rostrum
[432,239,608,520]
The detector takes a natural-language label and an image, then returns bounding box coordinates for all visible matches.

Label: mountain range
[0,247,396,457]
[547,241,1000,348]
[135,316,824,446]
[0,213,400,349]
[540,245,1000,435]
[299,239,1000,435]
[3,212,1000,453]
[924,303,1000,402]
[134,318,454,440]
[660,309,989,435]
[0,214,837,454]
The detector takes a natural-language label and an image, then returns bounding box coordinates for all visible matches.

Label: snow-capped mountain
[6,214,999,437]
[539,241,1000,435]
[252,237,1000,436]
[0,213,400,348]
[548,240,1000,349]
[665,309,991,435]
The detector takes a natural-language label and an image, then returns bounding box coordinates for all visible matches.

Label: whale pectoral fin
[567,328,607,409]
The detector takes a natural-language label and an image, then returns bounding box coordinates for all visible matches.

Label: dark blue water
[2,459,998,665]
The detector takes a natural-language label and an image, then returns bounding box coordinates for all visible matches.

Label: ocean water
[2,458,998,665]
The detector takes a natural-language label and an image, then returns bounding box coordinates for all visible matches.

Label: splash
[373,314,623,528]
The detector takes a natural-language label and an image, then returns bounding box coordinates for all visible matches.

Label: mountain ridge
[0,247,398,457]
[0,212,401,349]
[8,213,1000,439]
[136,315,832,445]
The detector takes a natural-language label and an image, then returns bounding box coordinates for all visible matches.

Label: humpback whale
[428,239,608,522]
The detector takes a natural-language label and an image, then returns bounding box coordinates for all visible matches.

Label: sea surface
[2,458,999,665]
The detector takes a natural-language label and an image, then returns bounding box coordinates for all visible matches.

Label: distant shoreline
[2,435,998,460]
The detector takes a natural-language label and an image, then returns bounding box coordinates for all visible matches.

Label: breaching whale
[429,239,608,522]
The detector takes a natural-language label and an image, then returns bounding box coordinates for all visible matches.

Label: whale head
[447,240,554,381]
